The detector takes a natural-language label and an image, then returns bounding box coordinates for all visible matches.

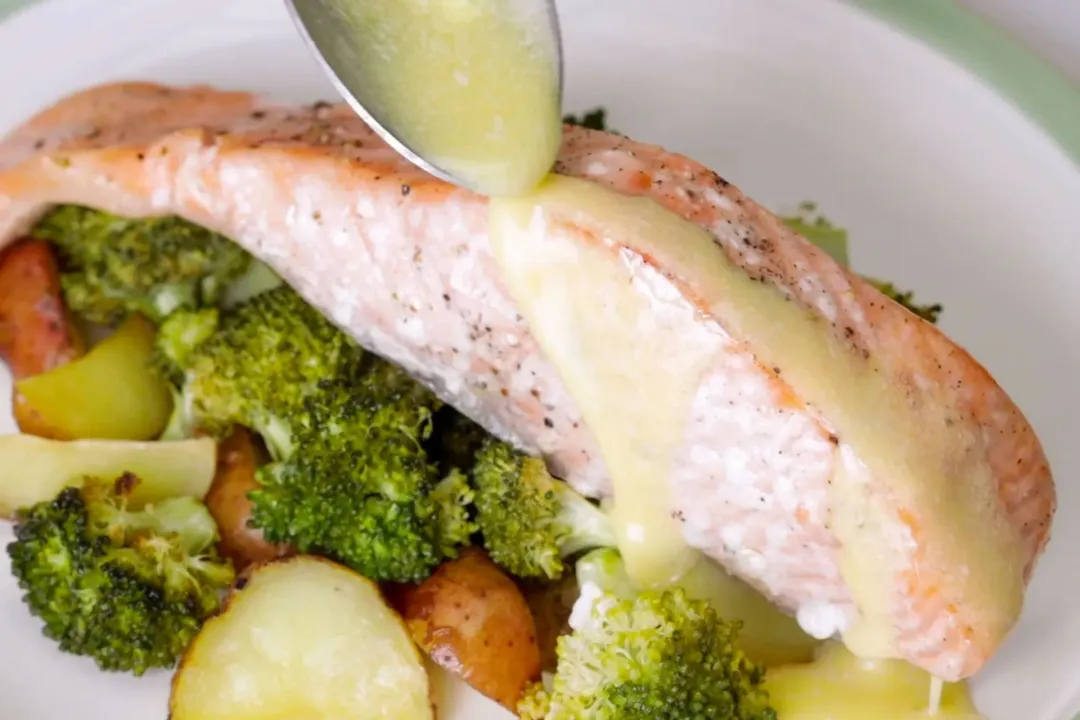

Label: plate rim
[2,0,1080,168]
[0,1,1078,719]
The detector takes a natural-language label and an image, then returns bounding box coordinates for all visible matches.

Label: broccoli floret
[6,473,234,675]
[428,407,490,474]
[430,468,478,556]
[780,203,850,267]
[472,438,615,581]
[248,378,475,583]
[151,307,221,386]
[779,206,943,324]
[33,205,251,326]
[563,107,610,132]
[520,551,776,720]
[864,278,943,324]
[166,285,364,456]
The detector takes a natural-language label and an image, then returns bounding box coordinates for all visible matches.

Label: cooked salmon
[0,82,1055,681]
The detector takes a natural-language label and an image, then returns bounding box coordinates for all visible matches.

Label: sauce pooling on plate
[765,642,984,719]
[303,0,562,196]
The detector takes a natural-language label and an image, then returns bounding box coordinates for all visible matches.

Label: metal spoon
[284,0,565,195]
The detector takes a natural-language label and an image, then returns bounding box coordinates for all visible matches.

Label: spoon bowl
[284,0,565,196]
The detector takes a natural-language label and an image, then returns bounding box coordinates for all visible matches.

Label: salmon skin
[0,82,1055,681]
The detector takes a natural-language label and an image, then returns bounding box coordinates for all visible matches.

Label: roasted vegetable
[472,438,615,580]
[0,238,84,380]
[578,547,819,667]
[779,206,943,323]
[401,549,541,710]
[204,427,292,571]
[428,406,490,474]
[0,239,86,437]
[33,205,251,325]
[15,314,173,440]
[169,556,434,720]
[522,573,580,673]
[780,202,850,267]
[161,285,363,455]
[519,551,777,720]
[7,474,234,675]
[248,375,476,584]
[864,278,944,324]
[563,107,610,132]
[0,434,216,518]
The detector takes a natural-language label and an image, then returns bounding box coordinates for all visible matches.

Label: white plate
[1,1,1079,718]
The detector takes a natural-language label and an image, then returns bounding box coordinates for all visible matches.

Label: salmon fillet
[0,82,1055,681]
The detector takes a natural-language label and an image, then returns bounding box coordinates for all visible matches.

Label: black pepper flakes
[543,418,554,429]
[401,184,412,197]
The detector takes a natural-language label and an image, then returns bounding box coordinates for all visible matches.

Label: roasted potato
[0,239,86,438]
[521,573,579,673]
[0,238,84,379]
[15,313,173,440]
[12,389,66,440]
[400,548,541,710]
[205,426,292,570]
[170,556,434,720]
[0,434,217,517]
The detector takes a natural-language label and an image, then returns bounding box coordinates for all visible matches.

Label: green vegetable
[779,202,850,266]
[862,278,944,324]
[779,204,944,324]
[519,551,776,720]
[33,205,251,326]
[248,373,476,584]
[0,435,218,518]
[428,407,490,475]
[578,547,819,668]
[220,259,284,308]
[150,307,221,388]
[430,468,478,558]
[6,474,234,675]
[563,107,611,132]
[161,285,364,457]
[472,438,616,581]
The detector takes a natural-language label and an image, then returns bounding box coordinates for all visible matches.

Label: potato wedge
[0,434,216,517]
[12,388,68,440]
[401,548,541,710]
[15,313,173,440]
[205,427,292,570]
[0,238,84,380]
[170,556,434,720]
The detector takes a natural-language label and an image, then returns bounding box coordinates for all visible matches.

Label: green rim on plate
[0,0,1077,718]
[850,0,1080,168]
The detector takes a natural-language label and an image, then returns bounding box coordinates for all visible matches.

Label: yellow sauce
[488,183,710,588]
[310,0,561,196]
[678,554,821,667]
[829,450,899,658]
[765,642,985,719]
[489,174,1024,668]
